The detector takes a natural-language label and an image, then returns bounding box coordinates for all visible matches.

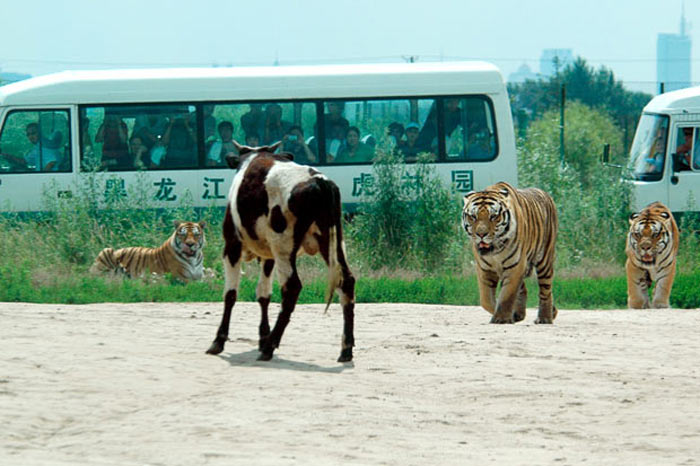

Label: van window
[206,101,318,166]
[442,97,497,162]
[0,110,71,173]
[80,104,198,171]
[324,98,436,164]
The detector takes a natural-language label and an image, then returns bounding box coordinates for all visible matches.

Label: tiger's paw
[534,317,554,324]
[513,310,526,322]
[490,314,514,324]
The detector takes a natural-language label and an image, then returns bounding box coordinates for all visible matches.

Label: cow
[205,141,356,362]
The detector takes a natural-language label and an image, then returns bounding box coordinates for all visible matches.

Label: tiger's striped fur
[90,221,206,282]
[462,182,558,324]
[625,202,678,309]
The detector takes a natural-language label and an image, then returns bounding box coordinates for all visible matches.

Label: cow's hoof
[206,341,225,355]
[337,348,353,363]
[257,351,274,361]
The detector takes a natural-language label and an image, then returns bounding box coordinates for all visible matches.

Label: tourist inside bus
[241,104,265,143]
[282,125,316,164]
[161,116,196,168]
[263,104,292,145]
[206,121,237,167]
[335,126,374,163]
[245,132,260,148]
[386,121,405,151]
[129,135,151,169]
[675,127,694,170]
[400,122,423,162]
[96,115,129,169]
[1,122,62,171]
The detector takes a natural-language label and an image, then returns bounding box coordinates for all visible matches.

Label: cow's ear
[268,141,282,153]
[232,140,254,156]
[280,152,294,161]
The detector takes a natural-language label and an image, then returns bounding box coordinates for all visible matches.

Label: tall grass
[1,137,699,307]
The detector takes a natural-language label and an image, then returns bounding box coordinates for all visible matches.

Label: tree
[518,102,632,266]
[509,57,652,151]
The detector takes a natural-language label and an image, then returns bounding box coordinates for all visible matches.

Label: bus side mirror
[601,143,622,168]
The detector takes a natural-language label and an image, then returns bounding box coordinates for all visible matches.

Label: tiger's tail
[90,248,126,276]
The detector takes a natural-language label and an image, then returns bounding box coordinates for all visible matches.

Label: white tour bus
[0,62,517,212]
[628,86,700,212]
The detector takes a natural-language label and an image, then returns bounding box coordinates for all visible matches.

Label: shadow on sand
[217,349,354,373]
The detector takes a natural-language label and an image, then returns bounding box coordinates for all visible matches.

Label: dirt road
[1,302,699,465]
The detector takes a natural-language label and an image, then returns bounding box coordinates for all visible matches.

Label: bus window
[207,101,318,166]
[443,97,497,162]
[80,104,197,171]
[326,98,436,164]
[629,114,669,181]
[0,110,71,173]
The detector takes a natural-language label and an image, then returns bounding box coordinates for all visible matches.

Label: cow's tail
[324,224,344,314]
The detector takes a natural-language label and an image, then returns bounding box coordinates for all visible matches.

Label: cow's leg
[206,235,242,355]
[257,259,275,350]
[258,253,301,361]
[336,257,356,363]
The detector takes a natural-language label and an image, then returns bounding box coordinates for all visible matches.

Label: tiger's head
[627,202,674,266]
[462,185,515,256]
[172,220,206,258]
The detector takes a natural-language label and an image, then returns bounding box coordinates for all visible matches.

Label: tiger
[625,202,678,309]
[461,181,558,324]
[90,220,206,282]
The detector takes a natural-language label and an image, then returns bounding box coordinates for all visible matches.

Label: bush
[518,101,632,271]
[347,151,469,273]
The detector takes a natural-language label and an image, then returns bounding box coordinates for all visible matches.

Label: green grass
[2,263,697,309]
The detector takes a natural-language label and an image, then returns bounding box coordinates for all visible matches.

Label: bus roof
[643,85,700,114]
[0,62,505,107]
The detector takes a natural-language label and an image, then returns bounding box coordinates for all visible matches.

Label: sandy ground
[1,302,700,466]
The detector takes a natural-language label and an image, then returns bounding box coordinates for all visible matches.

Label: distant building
[657,6,691,93]
[539,49,573,77]
[508,63,538,83]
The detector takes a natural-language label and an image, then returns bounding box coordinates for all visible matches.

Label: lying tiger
[90,220,206,282]
[626,202,678,309]
[462,181,558,324]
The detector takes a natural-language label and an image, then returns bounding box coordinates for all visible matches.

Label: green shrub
[348,151,466,272]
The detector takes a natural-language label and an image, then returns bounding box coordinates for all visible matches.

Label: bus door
[0,108,74,212]
[668,122,700,212]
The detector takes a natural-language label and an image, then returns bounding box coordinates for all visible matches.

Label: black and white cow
[205,142,356,362]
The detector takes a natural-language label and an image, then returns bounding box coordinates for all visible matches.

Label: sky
[0,0,697,94]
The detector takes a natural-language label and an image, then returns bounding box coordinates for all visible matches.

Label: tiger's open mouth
[641,253,654,264]
[477,241,493,254]
[181,244,197,257]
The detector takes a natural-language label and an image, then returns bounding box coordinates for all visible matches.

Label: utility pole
[560,83,566,166]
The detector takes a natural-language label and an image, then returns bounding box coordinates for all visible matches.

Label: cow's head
[226,141,288,169]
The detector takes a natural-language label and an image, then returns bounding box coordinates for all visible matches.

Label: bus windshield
[629,113,669,181]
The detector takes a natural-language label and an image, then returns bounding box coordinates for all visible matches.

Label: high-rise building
[508,63,539,83]
[539,49,573,77]
[657,5,691,92]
